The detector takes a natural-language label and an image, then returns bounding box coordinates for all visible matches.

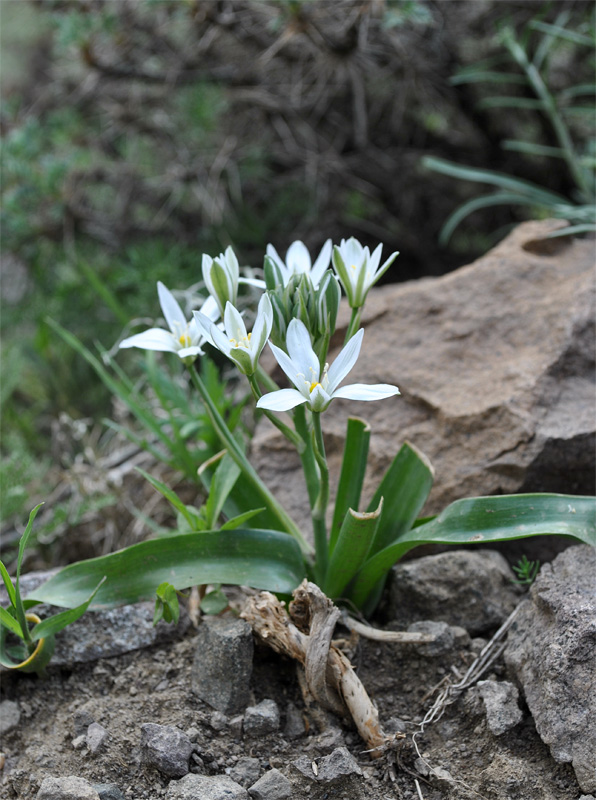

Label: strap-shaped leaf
[324,501,382,600]
[330,417,371,553]
[27,529,306,610]
[366,442,434,557]
[30,577,107,641]
[348,493,596,611]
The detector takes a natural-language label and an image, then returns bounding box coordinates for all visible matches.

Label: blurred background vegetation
[1,0,594,566]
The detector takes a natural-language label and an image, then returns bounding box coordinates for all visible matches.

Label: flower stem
[311,411,330,584]
[248,375,305,453]
[293,405,320,509]
[344,307,362,344]
[188,363,312,555]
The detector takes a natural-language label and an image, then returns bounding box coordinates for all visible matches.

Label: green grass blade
[528,20,595,47]
[135,467,197,529]
[348,494,596,610]
[220,509,265,530]
[324,501,382,599]
[0,607,24,639]
[330,417,371,553]
[0,561,17,608]
[478,97,545,111]
[204,452,241,529]
[30,577,107,641]
[15,503,44,642]
[421,157,569,205]
[28,529,307,609]
[366,442,434,556]
[450,71,527,86]
[501,140,566,158]
[543,223,596,238]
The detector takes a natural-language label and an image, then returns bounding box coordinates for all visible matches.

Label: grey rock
[243,699,280,737]
[36,776,100,800]
[166,773,248,799]
[386,550,518,633]
[579,796,596,800]
[72,735,87,750]
[92,785,126,800]
[86,722,108,754]
[73,708,95,737]
[210,711,228,732]
[230,756,261,787]
[0,700,20,734]
[140,723,193,778]
[505,545,596,793]
[248,768,291,799]
[251,220,595,537]
[385,717,407,734]
[191,617,254,715]
[283,702,305,739]
[316,746,363,783]
[477,680,523,735]
[289,756,318,782]
[408,620,456,655]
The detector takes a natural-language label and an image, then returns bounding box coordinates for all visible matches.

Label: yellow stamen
[309,381,321,393]
[179,334,191,347]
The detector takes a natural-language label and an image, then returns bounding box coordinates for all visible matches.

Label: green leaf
[220,508,266,530]
[501,140,566,159]
[348,494,596,610]
[421,157,569,205]
[0,607,24,639]
[528,20,595,47]
[30,577,107,641]
[450,70,527,86]
[15,503,44,642]
[154,582,180,625]
[201,587,229,615]
[28,529,307,609]
[367,442,434,556]
[136,467,198,529]
[330,417,371,552]
[324,501,382,599]
[478,97,545,111]
[203,451,242,529]
[0,561,17,608]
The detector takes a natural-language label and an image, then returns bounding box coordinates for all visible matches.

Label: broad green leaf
[330,417,371,552]
[367,442,434,556]
[348,494,596,610]
[324,501,382,599]
[28,529,307,609]
[30,577,107,641]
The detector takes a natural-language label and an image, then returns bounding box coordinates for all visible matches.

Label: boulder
[505,545,596,793]
[251,220,595,534]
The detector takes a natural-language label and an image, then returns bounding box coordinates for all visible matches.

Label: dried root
[241,579,403,756]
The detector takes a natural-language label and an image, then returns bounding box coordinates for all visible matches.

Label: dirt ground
[0,598,580,800]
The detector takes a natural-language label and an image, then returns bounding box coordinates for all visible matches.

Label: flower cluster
[119,237,400,409]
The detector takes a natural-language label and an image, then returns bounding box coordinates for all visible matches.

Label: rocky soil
[1,545,594,800]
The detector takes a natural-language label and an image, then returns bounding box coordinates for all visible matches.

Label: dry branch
[241,579,402,756]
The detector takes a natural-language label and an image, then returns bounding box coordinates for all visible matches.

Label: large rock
[505,545,596,793]
[251,220,595,530]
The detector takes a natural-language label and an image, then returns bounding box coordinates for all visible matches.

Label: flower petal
[268,341,308,394]
[257,388,308,412]
[119,328,177,353]
[285,319,320,383]
[326,328,364,394]
[310,239,332,287]
[286,240,311,275]
[308,383,332,412]
[178,345,204,359]
[224,302,247,342]
[157,282,187,334]
[210,323,233,357]
[332,383,400,402]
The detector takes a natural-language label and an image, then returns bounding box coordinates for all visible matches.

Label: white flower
[119,282,219,360]
[256,318,400,412]
[203,246,265,315]
[194,294,273,376]
[266,239,332,288]
[332,237,399,308]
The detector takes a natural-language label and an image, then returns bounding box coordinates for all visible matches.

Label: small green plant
[512,554,540,586]
[0,505,104,674]
[17,236,595,640]
[423,12,595,243]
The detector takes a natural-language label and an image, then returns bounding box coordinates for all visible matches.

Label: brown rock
[251,220,595,537]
